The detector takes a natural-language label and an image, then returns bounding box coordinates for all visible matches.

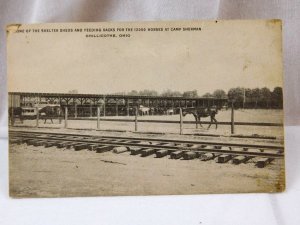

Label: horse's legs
[193,115,198,129]
[207,117,212,129]
[198,117,203,127]
[207,116,217,129]
[51,118,53,124]
[213,117,218,129]
[44,119,46,124]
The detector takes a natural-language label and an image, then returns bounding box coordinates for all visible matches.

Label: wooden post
[127,100,130,116]
[74,104,77,118]
[171,100,174,112]
[90,104,93,117]
[59,107,62,124]
[135,106,138,132]
[97,106,100,130]
[243,88,246,109]
[65,107,68,128]
[103,97,106,117]
[231,102,235,134]
[179,108,183,135]
[36,107,39,127]
[116,101,118,116]
[11,107,15,126]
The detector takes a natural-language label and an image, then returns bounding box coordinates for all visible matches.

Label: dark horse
[9,107,23,124]
[39,106,61,124]
[182,106,218,129]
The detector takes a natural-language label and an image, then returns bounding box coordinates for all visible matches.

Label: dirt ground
[9,134,285,198]
[13,109,284,138]
[9,109,285,198]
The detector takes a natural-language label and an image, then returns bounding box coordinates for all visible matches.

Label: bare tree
[161,89,182,97]
[183,90,198,98]
[212,89,226,98]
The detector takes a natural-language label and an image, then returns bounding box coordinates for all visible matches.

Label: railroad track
[9,130,284,168]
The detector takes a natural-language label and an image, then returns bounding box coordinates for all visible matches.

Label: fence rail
[67,117,282,127]
[10,106,283,135]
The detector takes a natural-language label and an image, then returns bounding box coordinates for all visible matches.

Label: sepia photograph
[7,20,285,198]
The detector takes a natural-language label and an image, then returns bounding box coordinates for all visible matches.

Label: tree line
[122,87,283,109]
[115,89,199,98]
[227,87,283,109]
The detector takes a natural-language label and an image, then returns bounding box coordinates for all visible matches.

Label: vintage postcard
[7,20,285,198]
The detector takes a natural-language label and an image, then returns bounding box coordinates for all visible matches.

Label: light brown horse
[182,106,218,129]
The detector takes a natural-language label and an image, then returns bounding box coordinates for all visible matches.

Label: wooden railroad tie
[64,142,80,149]
[182,151,198,160]
[96,145,114,153]
[33,140,48,147]
[200,153,220,161]
[141,148,158,157]
[170,151,184,159]
[21,138,31,144]
[56,141,72,148]
[27,139,37,146]
[88,144,99,151]
[130,147,144,155]
[44,142,57,148]
[196,151,206,158]
[256,157,274,168]
[9,138,22,144]
[215,154,233,163]
[155,149,169,158]
[74,143,90,151]
[232,155,248,164]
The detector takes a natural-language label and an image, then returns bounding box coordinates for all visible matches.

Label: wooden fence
[10,106,283,135]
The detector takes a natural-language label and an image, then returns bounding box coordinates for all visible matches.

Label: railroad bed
[9,130,284,168]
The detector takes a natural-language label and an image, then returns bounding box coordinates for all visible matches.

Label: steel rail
[9,131,284,154]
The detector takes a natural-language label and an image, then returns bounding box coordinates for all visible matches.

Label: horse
[39,106,61,124]
[156,108,165,115]
[182,106,218,129]
[166,108,174,115]
[149,107,155,115]
[138,105,150,116]
[8,107,23,124]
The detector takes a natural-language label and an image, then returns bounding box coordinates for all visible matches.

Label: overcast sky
[8,20,283,95]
